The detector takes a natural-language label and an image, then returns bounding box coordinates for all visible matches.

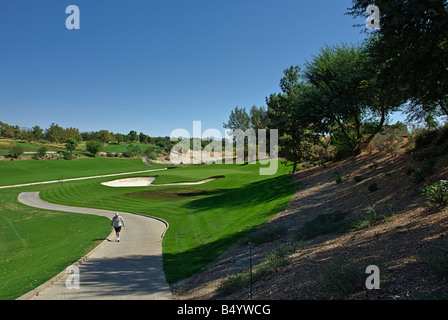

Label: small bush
[411,158,437,184]
[60,151,73,160]
[334,173,343,184]
[368,182,378,192]
[149,152,158,160]
[7,145,24,159]
[321,259,382,299]
[297,211,350,240]
[354,175,362,182]
[249,225,287,245]
[37,146,47,158]
[423,180,448,207]
[121,151,133,158]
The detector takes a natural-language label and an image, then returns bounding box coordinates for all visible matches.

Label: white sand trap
[101,177,157,187]
[101,176,224,187]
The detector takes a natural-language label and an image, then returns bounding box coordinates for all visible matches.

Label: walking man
[111,213,125,242]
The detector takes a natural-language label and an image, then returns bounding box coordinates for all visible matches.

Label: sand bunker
[101,176,224,187]
[102,177,157,187]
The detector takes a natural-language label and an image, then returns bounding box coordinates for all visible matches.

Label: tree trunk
[292,158,298,174]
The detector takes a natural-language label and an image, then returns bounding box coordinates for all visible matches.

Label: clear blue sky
[0,0,384,137]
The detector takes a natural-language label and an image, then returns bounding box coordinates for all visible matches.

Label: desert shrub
[354,175,363,182]
[297,211,350,240]
[411,157,437,184]
[249,225,287,245]
[59,151,73,160]
[121,151,133,158]
[37,146,47,158]
[423,180,448,207]
[127,143,142,156]
[149,152,158,160]
[7,145,24,159]
[368,182,378,192]
[414,128,440,151]
[334,173,343,184]
[320,259,383,299]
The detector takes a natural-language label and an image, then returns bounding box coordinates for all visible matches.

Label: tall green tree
[303,43,401,156]
[266,66,320,173]
[65,138,78,156]
[223,106,251,132]
[348,0,448,121]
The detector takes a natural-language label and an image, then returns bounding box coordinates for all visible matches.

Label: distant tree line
[0,121,172,147]
[224,0,447,173]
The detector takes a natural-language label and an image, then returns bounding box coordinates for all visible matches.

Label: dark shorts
[114,226,122,233]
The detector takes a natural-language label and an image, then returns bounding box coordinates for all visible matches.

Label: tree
[45,123,65,143]
[223,106,250,132]
[302,43,401,156]
[65,138,78,156]
[266,66,320,173]
[86,140,103,157]
[31,125,43,141]
[128,130,138,143]
[139,132,149,144]
[0,121,13,138]
[348,0,448,121]
[249,105,269,131]
[97,130,112,145]
[115,133,125,144]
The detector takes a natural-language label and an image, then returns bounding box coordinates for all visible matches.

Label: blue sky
[0,0,381,137]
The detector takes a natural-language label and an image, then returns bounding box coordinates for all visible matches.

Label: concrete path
[17,192,173,300]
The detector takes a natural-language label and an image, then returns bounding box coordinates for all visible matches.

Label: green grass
[0,186,110,300]
[101,142,158,154]
[0,157,155,186]
[0,141,60,156]
[1,157,299,298]
[39,162,299,283]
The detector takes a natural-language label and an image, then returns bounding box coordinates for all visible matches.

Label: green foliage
[423,180,448,207]
[7,144,24,159]
[86,140,103,156]
[127,143,142,156]
[65,138,78,155]
[348,0,448,121]
[411,158,437,184]
[37,146,48,158]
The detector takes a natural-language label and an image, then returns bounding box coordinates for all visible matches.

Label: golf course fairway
[0,157,299,299]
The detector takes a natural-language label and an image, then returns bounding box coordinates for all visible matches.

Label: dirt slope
[172,149,448,300]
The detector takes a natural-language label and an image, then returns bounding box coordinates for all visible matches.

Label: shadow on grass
[164,175,301,283]
[185,174,300,212]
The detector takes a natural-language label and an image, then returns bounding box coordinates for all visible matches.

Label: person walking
[111,213,125,242]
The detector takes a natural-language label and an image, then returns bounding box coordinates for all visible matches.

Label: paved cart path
[17,192,173,300]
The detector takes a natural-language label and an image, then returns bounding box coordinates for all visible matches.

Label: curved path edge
[16,192,172,300]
